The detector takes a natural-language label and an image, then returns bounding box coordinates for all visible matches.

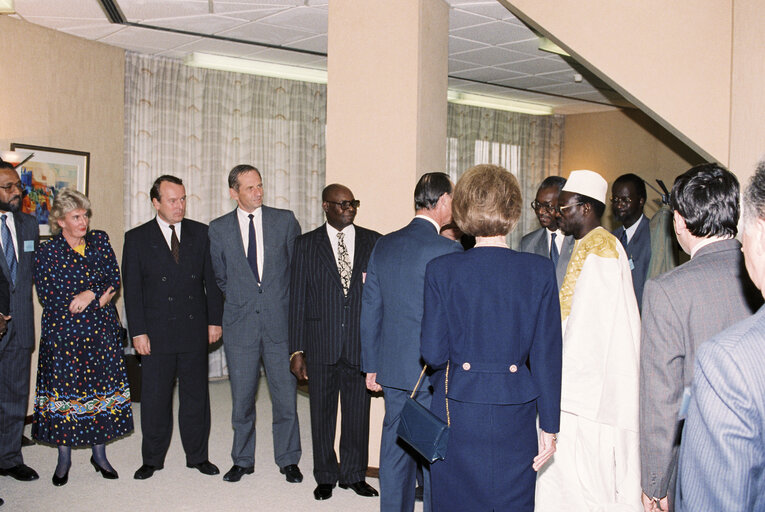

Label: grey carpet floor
[1,378,413,512]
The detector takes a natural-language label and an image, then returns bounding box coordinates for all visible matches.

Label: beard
[0,196,21,213]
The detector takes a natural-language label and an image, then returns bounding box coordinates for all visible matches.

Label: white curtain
[123,53,326,377]
[446,103,565,248]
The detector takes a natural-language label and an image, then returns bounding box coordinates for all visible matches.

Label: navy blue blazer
[420,248,562,433]
[614,215,651,309]
[360,217,461,390]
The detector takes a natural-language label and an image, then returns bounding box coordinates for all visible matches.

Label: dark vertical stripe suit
[122,218,223,466]
[0,212,38,469]
[289,224,381,485]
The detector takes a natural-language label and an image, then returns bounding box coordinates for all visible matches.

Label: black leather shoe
[222,465,254,482]
[133,464,162,480]
[0,464,39,481]
[279,464,303,483]
[51,468,69,487]
[186,460,220,475]
[339,481,379,497]
[90,457,118,480]
[313,484,334,500]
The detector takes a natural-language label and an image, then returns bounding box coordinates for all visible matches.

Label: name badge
[23,240,34,252]
[678,386,692,420]
[628,257,635,271]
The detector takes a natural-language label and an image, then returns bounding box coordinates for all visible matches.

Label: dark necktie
[549,232,559,268]
[619,228,629,249]
[247,214,260,284]
[1,214,17,284]
[170,224,180,264]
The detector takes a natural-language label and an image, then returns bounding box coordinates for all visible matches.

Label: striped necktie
[1,215,17,284]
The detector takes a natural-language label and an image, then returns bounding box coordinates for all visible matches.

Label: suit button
[341,323,345,327]
[255,310,260,314]
[190,274,196,279]
[188,295,193,300]
[168,297,174,302]
[161,277,167,282]
[462,362,470,371]
[509,365,518,373]
[188,314,194,320]
[259,288,263,294]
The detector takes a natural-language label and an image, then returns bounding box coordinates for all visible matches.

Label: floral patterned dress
[32,230,133,446]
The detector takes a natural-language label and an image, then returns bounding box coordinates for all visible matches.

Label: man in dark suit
[611,173,651,309]
[209,165,303,484]
[289,184,381,501]
[0,161,39,482]
[675,160,765,511]
[122,175,223,480]
[361,172,461,512]
[639,164,761,512]
[520,176,574,289]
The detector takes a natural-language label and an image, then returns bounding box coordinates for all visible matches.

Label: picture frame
[9,143,90,238]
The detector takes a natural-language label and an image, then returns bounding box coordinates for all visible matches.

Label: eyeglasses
[0,181,23,192]
[555,202,584,214]
[610,196,633,206]
[531,200,555,213]
[326,199,360,210]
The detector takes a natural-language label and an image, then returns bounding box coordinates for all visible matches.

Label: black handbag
[396,363,450,463]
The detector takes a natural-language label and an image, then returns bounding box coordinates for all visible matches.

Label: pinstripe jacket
[639,238,762,503]
[676,305,765,512]
[289,224,381,366]
[0,212,38,353]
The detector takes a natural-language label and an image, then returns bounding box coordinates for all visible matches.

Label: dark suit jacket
[0,265,9,317]
[519,227,574,289]
[360,217,461,390]
[0,212,38,353]
[289,224,381,366]
[208,206,300,346]
[122,218,223,354]
[613,215,651,309]
[421,248,562,432]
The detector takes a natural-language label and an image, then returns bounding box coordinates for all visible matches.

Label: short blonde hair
[49,188,91,235]
[453,164,522,237]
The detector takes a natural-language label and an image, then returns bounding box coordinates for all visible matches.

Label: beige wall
[0,16,125,411]
[562,109,703,229]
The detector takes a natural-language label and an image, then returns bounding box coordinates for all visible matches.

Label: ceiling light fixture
[0,0,15,14]
[537,37,570,57]
[447,91,552,116]
[185,52,328,84]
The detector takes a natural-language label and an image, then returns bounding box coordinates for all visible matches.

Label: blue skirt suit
[421,247,562,511]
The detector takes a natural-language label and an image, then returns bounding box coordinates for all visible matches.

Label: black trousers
[140,349,210,466]
[0,349,31,468]
[307,357,370,485]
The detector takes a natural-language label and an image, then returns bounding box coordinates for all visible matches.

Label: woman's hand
[532,430,557,471]
[68,290,96,314]
[99,286,116,308]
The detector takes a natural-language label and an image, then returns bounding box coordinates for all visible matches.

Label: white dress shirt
[546,228,564,255]
[155,215,181,249]
[0,211,19,260]
[237,206,264,281]
[326,223,355,271]
[623,214,645,243]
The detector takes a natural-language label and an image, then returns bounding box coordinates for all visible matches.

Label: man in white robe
[536,170,642,512]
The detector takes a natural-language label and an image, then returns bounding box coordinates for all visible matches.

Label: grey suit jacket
[0,212,39,353]
[519,227,573,290]
[639,238,762,501]
[676,306,765,512]
[208,206,301,346]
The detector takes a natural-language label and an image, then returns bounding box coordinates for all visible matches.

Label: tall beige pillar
[325,0,449,470]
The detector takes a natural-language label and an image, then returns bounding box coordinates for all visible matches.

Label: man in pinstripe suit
[676,160,765,511]
[639,163,762,511]
[289,184,381,501]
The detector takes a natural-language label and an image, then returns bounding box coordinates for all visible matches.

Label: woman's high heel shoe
[90,456,119,480]
[52,468,69,486]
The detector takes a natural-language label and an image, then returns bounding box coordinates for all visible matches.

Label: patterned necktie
[247,214,260,284]
[337,232,352,295]
[619,228,629,249]
[1,215,17,285]
[170,224,180,264]
[550,232,559,267]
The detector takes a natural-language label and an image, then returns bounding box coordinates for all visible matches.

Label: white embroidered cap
[561,169,608,204]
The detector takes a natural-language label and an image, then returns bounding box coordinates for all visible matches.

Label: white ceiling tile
[449,8,492,30]
[289,34,327,53]
[450,20,535,47]
[99,26,199,50]
[202,6,289,22]
[171,38,265,58]
[494,75,565,89]
[448,59,481,73]
[258,6,327,34]
[14,0,106,19]
[217,20,314,45]
[496,57,571,75]
[450,66,525,82]
[120,1,210,22]
[246,48,326,67]
[449,36,488,54]
[61,24,128,41]
[20,15,107,30]
[500,38,543,57]
[452,2,516,21]
[145,15,251,34]
[451,46,530,67]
